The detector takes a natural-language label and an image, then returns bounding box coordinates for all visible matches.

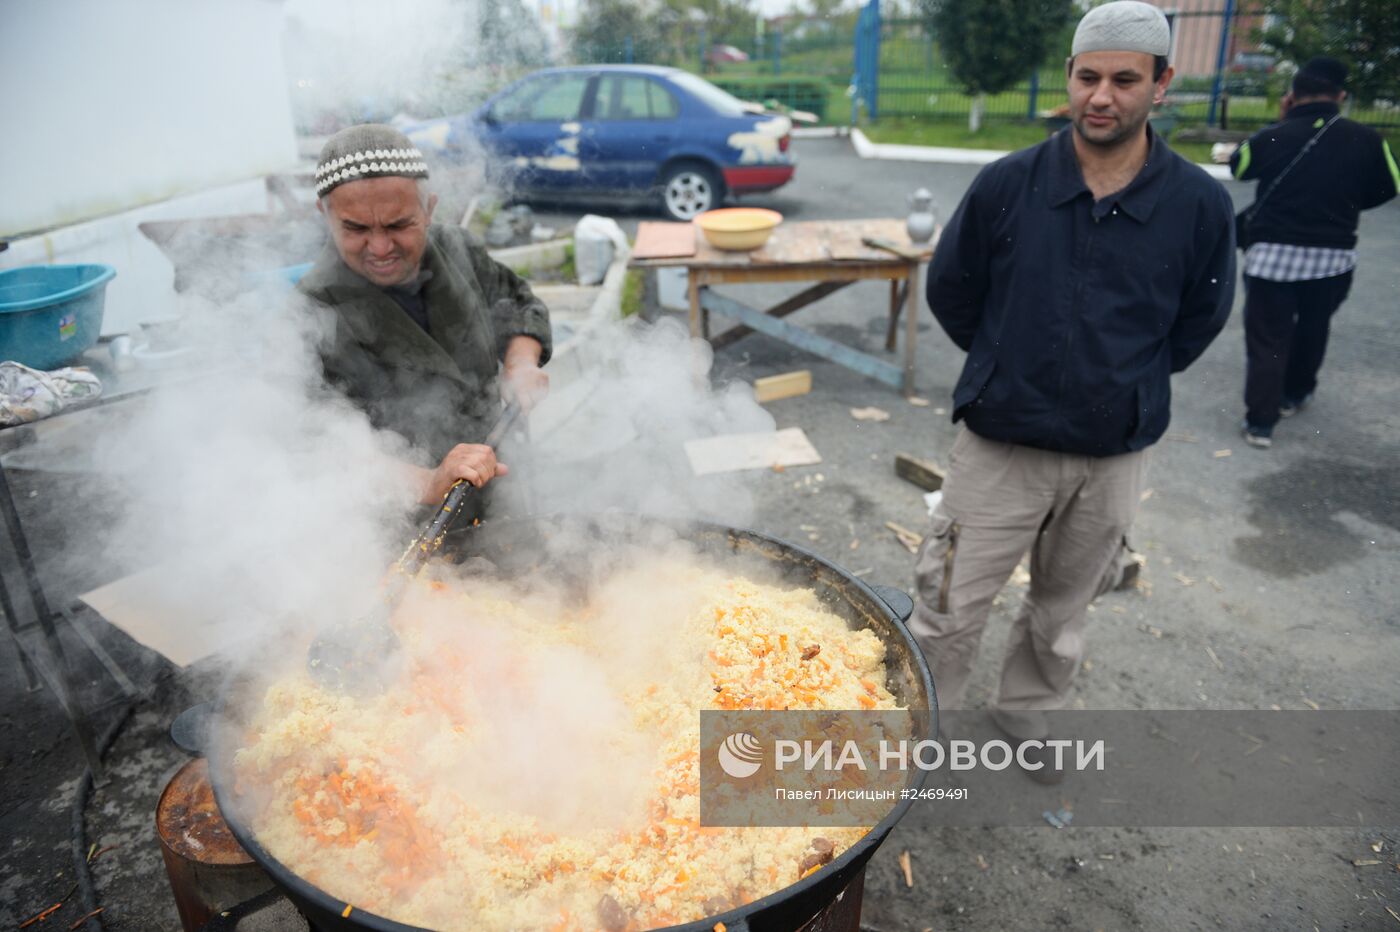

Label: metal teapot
[906,188,936,244]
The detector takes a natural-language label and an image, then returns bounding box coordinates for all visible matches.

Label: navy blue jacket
[927,127,1236,457]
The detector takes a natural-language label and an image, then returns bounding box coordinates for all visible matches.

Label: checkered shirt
[1243,242,1357,282]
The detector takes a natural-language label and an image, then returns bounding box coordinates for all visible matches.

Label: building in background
[1147,0,1269,78]
[1,0,297,239]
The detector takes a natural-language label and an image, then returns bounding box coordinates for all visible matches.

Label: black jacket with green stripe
[1230,100,1398,250]
[297,225,552,462]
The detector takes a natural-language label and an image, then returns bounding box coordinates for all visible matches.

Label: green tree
[664,0,756,40]
[480,0,551,71]
[420,0,552,114]
[919,0,1074,131]
[1253,0,1400,106]
[632,0,760,70]
[572,0,668,63]
[806,0,848,19]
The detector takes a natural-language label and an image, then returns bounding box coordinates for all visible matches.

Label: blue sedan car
[411,66,796,221]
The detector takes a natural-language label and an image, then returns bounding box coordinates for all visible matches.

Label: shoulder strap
[1246,115,1341,223]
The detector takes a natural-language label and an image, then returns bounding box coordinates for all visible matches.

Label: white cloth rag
[0,361,103,427]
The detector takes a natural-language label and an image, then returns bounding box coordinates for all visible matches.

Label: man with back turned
[1230,56,1399,449]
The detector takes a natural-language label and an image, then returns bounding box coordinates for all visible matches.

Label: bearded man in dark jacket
[911,1,1235,779]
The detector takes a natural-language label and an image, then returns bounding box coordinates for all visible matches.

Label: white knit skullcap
[314,124,429,197]
[1072,1,1171,57]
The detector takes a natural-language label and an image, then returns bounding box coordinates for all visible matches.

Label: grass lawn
[696,58,1400,154]
[863,117,1218,164]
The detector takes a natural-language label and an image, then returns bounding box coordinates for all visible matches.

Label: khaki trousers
[910,427,1147,739]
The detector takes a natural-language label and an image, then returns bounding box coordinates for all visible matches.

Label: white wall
[0,0,298,238]
[0,180,286,336]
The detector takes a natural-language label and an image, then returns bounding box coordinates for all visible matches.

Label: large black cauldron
[203,516,937,932]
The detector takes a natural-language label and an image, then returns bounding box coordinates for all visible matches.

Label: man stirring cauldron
[298,124,551,505]
[912,1,1236,780]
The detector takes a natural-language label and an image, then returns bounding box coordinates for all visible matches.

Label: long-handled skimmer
[307,402,523,692]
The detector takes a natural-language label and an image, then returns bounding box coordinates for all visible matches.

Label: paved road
[2,135,1396,931]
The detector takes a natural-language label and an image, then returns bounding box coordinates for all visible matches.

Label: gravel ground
[2,137,1397,932]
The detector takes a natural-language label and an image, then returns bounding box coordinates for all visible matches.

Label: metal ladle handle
[392,401,524,579]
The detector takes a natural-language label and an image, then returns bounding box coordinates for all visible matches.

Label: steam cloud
[98,288,776,654]
[283,0,552,124]
[95,287,417,648]
[516,318,777,524]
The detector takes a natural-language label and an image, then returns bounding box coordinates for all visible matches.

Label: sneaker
[1114,556,1144,591]
[1279,394,1312,418]
[1241,421,1273,449]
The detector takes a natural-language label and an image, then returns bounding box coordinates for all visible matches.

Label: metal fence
[865,3,1400,130]
[583,0,1400,131]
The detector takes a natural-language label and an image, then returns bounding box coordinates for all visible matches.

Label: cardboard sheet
[80,565,238,667]
[632,222,698,259]
[684,427,822,476]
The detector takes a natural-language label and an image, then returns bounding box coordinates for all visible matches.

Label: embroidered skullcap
[1072,1,1172,58]
[314,124,429,198]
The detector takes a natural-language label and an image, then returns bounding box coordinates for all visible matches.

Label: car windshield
[666,72,748,117]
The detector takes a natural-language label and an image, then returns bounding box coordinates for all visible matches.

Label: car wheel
[660,163,721,221]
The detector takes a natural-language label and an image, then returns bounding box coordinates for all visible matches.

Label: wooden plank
[699,290,904,390]
[895,453,945,491]
[632,221,697,259]
[903,262,920,396]
[862,236,925,260]
[825,226,879,260]
[684,427,822,475]
[753,370,812,403]
[749,225,833,264]
[632,218,935,269]
[80,565,235,667]
[828,219,930,260]
[693,264,908,287]
[687,269,701,339]
[709,280,853,350]
[885,279,905,352]
[885,521,925,553]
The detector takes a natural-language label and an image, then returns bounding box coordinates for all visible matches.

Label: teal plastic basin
[0,264,116,370]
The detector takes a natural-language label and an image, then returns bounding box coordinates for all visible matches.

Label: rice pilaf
[232,554,904,930]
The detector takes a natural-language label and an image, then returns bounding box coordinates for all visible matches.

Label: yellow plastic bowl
[695,208,783,251]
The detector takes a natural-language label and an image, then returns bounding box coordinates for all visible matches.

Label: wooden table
[629,218,936,397]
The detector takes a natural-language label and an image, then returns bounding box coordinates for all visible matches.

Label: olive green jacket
[297,225,551,460]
